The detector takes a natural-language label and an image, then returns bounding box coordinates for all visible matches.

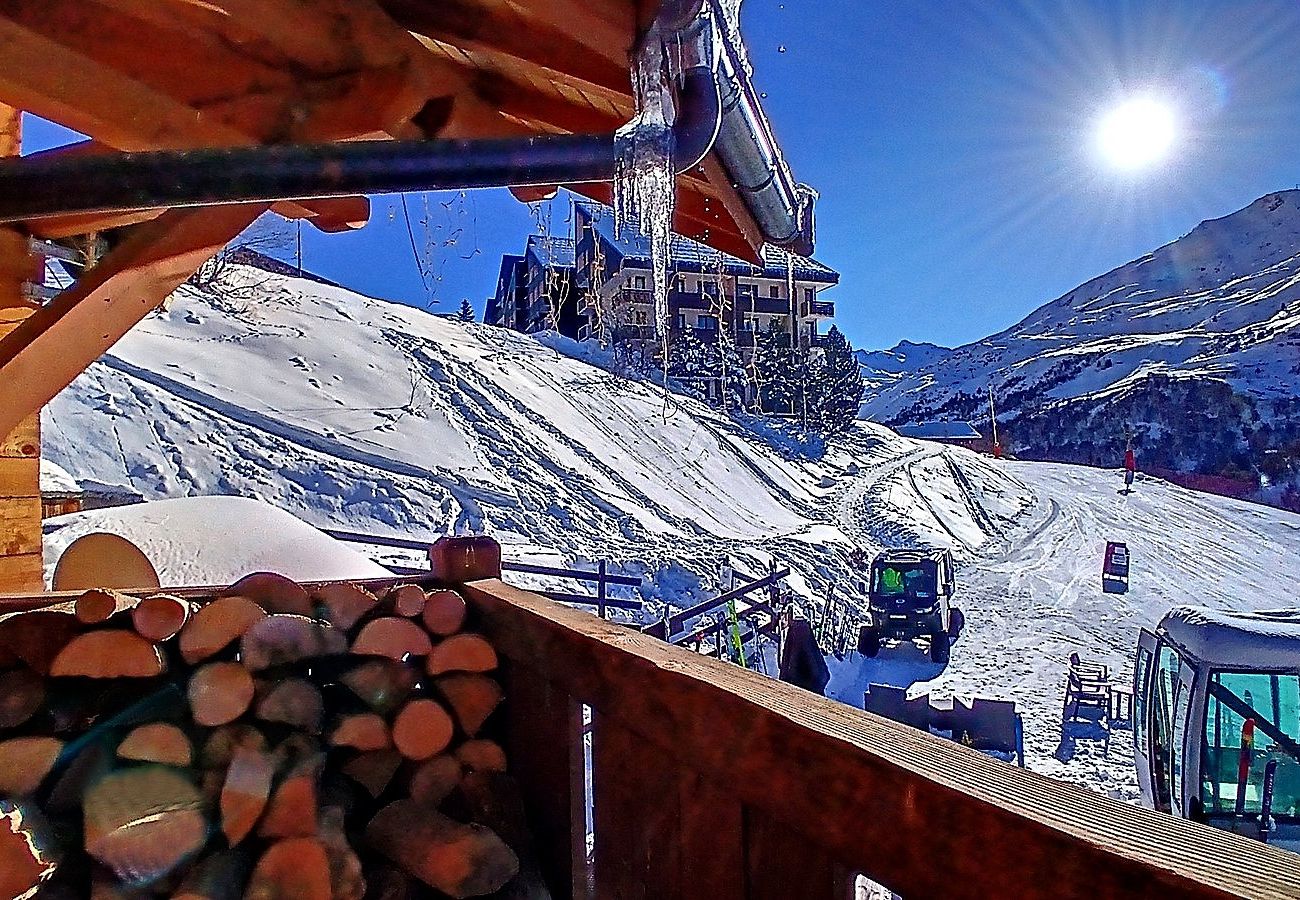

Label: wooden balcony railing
[463,575,1300,900]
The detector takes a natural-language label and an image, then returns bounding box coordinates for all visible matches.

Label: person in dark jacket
[778,605,830,695]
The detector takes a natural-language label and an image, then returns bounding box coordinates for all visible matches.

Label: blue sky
[26,0,1300,351]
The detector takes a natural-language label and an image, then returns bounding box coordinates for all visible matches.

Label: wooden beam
[463,578,1300,900]
[381,0,631,95]
[0,105,40,593]
[0,205,266,442]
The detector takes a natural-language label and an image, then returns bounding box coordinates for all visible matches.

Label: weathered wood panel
[591,711,681,899]
[503,661,588,899]
[464,578,1300,900]
[743,806,842,900]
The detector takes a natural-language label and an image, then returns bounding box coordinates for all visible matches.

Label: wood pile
[0,574,541,900]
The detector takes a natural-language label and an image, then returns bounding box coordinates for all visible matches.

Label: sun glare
[1096,97,1177,171]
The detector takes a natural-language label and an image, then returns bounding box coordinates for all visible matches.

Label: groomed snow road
[829,448,1300,801]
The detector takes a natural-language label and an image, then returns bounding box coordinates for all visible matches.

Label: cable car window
[1134,645,1153,753]
[1201,671,1300,821]
[1150,644,1182,813]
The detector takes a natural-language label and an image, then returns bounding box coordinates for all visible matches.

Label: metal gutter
[0,2,815,257]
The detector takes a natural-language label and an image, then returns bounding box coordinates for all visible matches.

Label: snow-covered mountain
[855,340,952,394]
[40,260,1300,800]
[858,191,1300,503]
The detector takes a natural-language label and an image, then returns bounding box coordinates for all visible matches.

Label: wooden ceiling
[0,0,763,259]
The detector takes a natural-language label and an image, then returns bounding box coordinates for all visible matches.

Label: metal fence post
[597,560,607,620]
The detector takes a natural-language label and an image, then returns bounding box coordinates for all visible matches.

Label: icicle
[614,25,677,354]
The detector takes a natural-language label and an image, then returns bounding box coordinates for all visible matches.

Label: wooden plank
[503,661,588,899]
[0,501,40,556]
[591,711,681,900]
[680,768,744,900]
[0,552,42,593]
[743,805,840,900]
[462,579,1300,900]
[0,458,38,498]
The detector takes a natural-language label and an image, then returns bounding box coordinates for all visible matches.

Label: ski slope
[41,262,1300,800]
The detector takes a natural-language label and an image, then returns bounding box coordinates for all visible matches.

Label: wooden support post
[0,103,42,593]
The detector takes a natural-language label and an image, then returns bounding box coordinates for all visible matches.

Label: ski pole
[1235,718,1256,818]
[1259,758,1278,842]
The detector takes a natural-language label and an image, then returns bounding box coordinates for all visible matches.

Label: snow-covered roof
[43,495,390,588]
[40,458,81,495]
[896,422,984,440]
[526,234,576,270]
[577,202,838,283]
[1159,606,1300,671]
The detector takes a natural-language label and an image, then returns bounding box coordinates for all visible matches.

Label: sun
[1096,97,1177,171]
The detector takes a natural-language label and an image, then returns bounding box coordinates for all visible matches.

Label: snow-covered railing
[445,539,1300,900]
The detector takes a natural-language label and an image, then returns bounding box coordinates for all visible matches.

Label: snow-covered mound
[857,191,1300,501]
[43,496,390,587]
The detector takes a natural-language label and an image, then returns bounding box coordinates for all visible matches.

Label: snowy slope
[41,262,1300,801]
[858,190,1300,425]
[43,264,1023,611]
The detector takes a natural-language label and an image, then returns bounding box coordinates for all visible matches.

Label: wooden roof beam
[0,205,267,441]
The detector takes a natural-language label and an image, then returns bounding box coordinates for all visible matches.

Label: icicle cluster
[614,26,677,351]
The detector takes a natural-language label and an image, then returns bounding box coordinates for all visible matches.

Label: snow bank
[43,495,390,587]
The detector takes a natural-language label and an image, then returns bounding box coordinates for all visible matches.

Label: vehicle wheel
[948,607,965,638]
[929,633,950,664]
[858,626,881,658]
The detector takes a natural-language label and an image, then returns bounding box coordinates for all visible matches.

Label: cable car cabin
[1102,541,1129,594]
[1135,606,1300,850]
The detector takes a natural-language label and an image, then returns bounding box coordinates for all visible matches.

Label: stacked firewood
[0,573,539,900]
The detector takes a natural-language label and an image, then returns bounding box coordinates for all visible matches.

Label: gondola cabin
[1135,606,1300,849]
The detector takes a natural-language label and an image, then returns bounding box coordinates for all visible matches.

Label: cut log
[0,735,63,796]
[245,838,332,900]
[255,677,324,734]
[426,633,498,676]
[130,594,191,642]
[456,739,508,774]
[173,849,251,900]
[50,630,165,678]
[311,582,376,631]
[83,766,206,883]
[421,590,467,637]
[319,806,366,900]
[391,699,454,761]
[259,753,323,839]
[0,666,44,729]
[219,572,312,617]
[0,800,56,900]
[385,585,426,619]
[351,618,432,660]
[341,749,403,799]
[74,588,138,625]
[221,745,274,846]
[201,724,268,770]
[339,658,416,715]
[241,615,347,670]
[408,754,463,808]
[366,800,519,899]
[47,738,113,815]
[457,771,553,900]
[117,722,192,766]
[178,596,266,664]
[329,713,392,752]
[188,661,255,727]
[436,674,504,737]
[0,610,81,675]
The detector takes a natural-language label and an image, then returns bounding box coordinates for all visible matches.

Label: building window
[698,315,719,331]
[702,281,719,298]
[676,313,688,330]
[739,316,756,332]
[635,310,648,325]
[738,283,758,300]
[804,287,815,303]
[633,275,647,290]
[769,285,780,299]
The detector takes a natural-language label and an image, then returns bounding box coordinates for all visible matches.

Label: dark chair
[1065,652,1111,723]
[967,698,1025,766]
[865,683,930,732]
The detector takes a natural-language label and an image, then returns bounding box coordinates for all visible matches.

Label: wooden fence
[465,572,1300,900]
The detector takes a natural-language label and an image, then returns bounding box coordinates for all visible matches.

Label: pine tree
[806,326,864,433]
[457,298,476,323]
